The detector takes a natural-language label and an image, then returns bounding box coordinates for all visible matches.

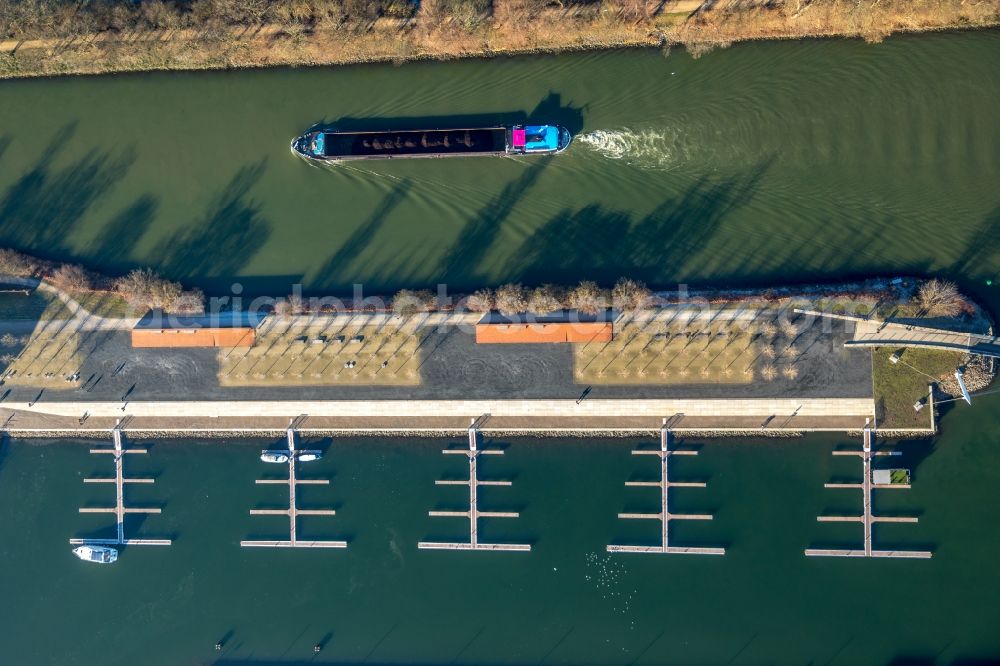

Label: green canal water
[0,32,998,298]
[2,29,1000,665]
[1,420,1000,665]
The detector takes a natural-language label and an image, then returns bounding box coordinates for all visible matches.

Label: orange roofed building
[131,312,259,349]
[475,311,614,344]
[131,327,255,348]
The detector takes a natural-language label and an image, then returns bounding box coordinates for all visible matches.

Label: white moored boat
[297,452,321,462]
[260,451,290,464]
[73,545,118,564]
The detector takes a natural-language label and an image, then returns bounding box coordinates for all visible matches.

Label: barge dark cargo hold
[292,125,572,162]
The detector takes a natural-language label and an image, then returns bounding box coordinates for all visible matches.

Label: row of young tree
[392,278,652,316]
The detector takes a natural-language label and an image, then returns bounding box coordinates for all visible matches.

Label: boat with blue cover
[291,124,571,162]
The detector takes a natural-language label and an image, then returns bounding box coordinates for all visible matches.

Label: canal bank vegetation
[0,248,203,316]
[1,0,998,78]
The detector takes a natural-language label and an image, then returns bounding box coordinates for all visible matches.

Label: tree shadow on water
[512,158,773,286]
[0,123,137,258]
[952,203,1000,280]
[311,178,412,292]
[88,194,160,269]
[156,161,271,279]
[440,156,553,287]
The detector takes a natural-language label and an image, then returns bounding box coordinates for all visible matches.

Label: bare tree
[464,288,495,312]
[0,249,38,277]
[917,279,963,317]
[495,283,528,315]
[49,263,92,293]
[528,284,564,313]
[393,288,435,316]
[611,277,652,312]
[569,280,608,315]
[113,268,201,313]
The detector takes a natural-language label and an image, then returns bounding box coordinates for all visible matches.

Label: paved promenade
[5,397,874,418]
[1,397,877,434]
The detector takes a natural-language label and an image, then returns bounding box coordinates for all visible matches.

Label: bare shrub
[782,365,800,380]
[611,277,652,312]
[569,280,608,315]
[918,279,963,317]
[464,288,494,312]
[0,333,16,347]
[761,364,777,381]
[286,293,305,315]
[49,263,92,293]
[495,283,528,315]
[392,289,435,316]
[273,298,293,317]
[757,321,777,338]
[528,284,565,314]
[114,268,192,312]
[761,344,776,358]
[0,249,38,277]
[171,289,206,314]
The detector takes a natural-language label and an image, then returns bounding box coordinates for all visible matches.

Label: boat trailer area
[608,420,725,556]
[241,415,346,549]
[805,422,931,559]
[70,417,171,548]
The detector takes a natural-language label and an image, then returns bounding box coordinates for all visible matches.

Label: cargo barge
[291,125,571,162]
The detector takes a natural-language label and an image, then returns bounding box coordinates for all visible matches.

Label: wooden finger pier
[241,416,346,549]
[418,418,530,552]
[805,422,931,559]
[608,421,725,555]
[70,418,171,547]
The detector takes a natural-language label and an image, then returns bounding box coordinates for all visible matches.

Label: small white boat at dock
[261,451,290,464]
[73,545,118,564]
[297,451,322,462]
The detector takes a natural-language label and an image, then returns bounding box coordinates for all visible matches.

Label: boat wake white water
[577,128,680,169]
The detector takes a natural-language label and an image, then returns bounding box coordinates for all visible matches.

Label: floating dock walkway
[608,420,725,555]
[241,415,346,549]
[418,418,530,552]
[805,422,931,559]
[70,418,171,547]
